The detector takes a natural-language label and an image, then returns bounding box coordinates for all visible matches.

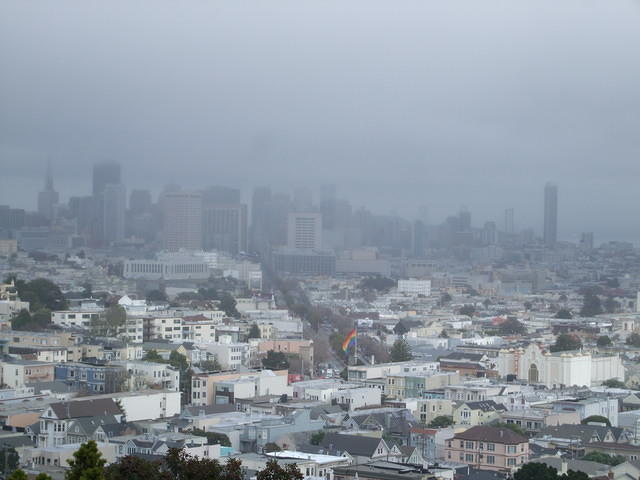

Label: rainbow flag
[342,329,357,352]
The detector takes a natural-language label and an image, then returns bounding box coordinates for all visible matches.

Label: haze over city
[2,0,640,241]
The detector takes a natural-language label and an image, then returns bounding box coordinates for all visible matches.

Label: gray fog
[1,0,639,241]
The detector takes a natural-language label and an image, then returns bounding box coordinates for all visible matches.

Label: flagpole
[354,322,358,366]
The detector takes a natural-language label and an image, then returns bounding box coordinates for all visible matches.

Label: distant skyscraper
[92,162,121,196]
[543,183,558,247]
[483,221,497,245]
[163,191,202,251]
[412,220,427,258]
[129,190,152,214]
[504,208,514,234]
[202,186,247,255]
[287,212,322,250]
[103,183,126,245]
[293,188,313,212]
[250,187,272,255]
[580,232,594,250]
[37,161,59,221]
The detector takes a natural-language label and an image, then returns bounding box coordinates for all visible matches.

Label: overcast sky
[1,0,639,242]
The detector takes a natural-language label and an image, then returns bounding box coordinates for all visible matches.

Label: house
[535,456,609,478]
[445,426,529,473]
[408,427,437,462]
[414,398,453,425]
[333,461,441,480]
[499,408,581,435]
[550,397,619,426]
[533,424,630,454]
[0,358,55,387]
[439,352,497,378]
[453,400,507,426]
[54,362,128,395]
[319,433,392,463]
[32,398,123,448]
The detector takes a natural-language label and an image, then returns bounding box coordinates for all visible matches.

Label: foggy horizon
[2,0,640,242]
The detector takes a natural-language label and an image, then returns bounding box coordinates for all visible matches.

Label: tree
[581,415,611,426]
[390,338,413,362]
[514,462,560,480]
[169,351,189,371]
[493,422,525,436]
[199,358,222,371]
[604,296,619,314]
[440,292,452,305]
[7,470,28,480]
[16,278,68,311]
[262,350,289,370]
[499,318,526,335]
[310,431,325,445]
[36,473,53,480]
[66,440,106,480]
[428,416,453,428]
[0,447,19,474]
[256,459,303,480]
[144,349,164,362]
[555,309,573,319]
[105,305,126,334]
[550,333,582,353]
[597,335,612,347]
[627,333,640,347]
[146,289,167,303]
[105,455,167,480]
[219,293,239,318]
[164,448,242,480]
[580,291,602,317]
[393,321,409,335]
[580,452,625,466]
[458,305,475,317]
[190,428,231,447]
[358,276,396,293]
[10,309,33,331]
[248,323,261,339]
[82,282,93,298]
[601,378,626,388]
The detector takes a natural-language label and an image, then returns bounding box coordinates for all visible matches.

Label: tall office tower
[483,221,498,245]
[320,184,337,229]
[543,183,558,247]
[69,196,95,236]
[412,220,427,258]
[37,161,59,221]
[293,188,313,212]
[103,183,126,245]
[163,191,203,251]
[458,208,471,231]
[287,212,322,250]
[129,190,152,214]
[250,187,272,255]
[580,232,594,250]
[504,208,515,234]
[92,162,121,196]
[202,186,247,254]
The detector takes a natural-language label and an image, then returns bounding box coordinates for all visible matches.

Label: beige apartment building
[445,426,529,473]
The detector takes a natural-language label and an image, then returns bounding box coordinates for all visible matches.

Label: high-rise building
[250,187,272,255]
[129,190,152,214]
[293,188,313,212]
[202,204,248,254]
[92,162,121,196]
[103,183,126,245]
[580,232,594,250]
[504,208,514,234]
[37,161,59,222]
[162,191,202,251]
[483,221,497,245]
[287,212,322,250]
[412,220,427,258]
[543,183,558,247]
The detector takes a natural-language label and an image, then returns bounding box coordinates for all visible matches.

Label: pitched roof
[453,426,528,444]
[320,432,385,457]
[539,424,624,444]
[442,352,485,361]
[463,400,507,412]
[49,398,122,420]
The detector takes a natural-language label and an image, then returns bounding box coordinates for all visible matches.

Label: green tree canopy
[310,431,325,445]
[499,318,526,335]
[219,293,239,318]
[601,378,626,388]
[580,291,603,317]
[262,350,289,370]
[144,349,164,362]
[66,440,106,480]
[555,309,573,319]
[248,323,261,339]
[550,333,582,353]
[146,289,167,303]
[626,333,640,347]
[257,459,303,480]
[12,277,68,311]
[7,470,28,480]
[580,451,625,465]
[493,422,525,436]
[458,304,475,317]
[390,338,413,362]
[581,415,611,426]
[393,321,409,335]
[190,428,231,447]
[358,276,396,293]
[428,416,454,428]
[596,335,612,347]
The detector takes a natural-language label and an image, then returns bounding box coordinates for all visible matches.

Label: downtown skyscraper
[543,182,558,247]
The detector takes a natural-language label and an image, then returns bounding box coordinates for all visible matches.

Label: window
[487,455,495,465]
[487,443,495,451]
[466,441,474,449]
[465,454,474,462]
[507,445,517,454]
[507,458,516,466]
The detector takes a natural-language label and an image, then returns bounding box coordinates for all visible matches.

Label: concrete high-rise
[103,183,126,245]
[287,212,322,250]
[504,208,514,234]
[37,161,59,221]
[201,186,247,254]
[543,183,558,247]
[162,191,203,251]
[92,162,121,196]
